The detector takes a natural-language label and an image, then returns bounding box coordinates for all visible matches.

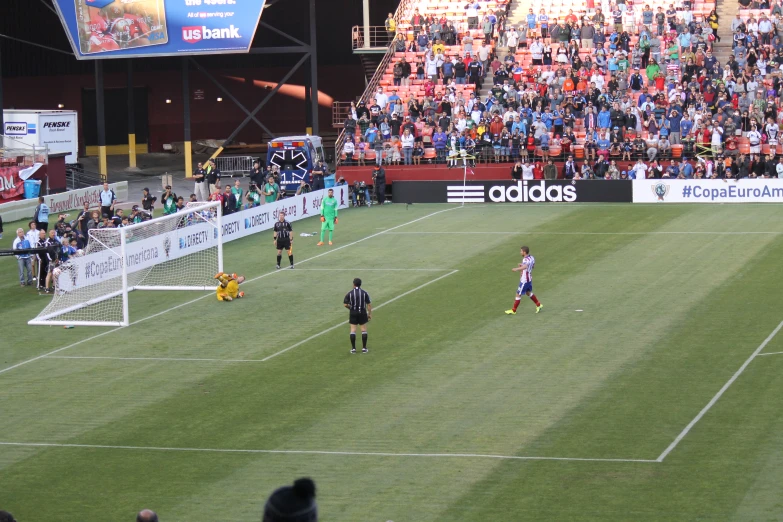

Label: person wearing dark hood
[372,164,386,204]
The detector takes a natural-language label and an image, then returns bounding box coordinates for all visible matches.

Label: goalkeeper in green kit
[317,188,338,246]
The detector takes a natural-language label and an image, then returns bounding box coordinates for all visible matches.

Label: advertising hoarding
[52,0,266,59]
[392,180,633,204]
[3,110,79,163]
[633,179,783,203]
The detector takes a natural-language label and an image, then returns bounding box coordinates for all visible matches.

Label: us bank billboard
[53,0,266,59]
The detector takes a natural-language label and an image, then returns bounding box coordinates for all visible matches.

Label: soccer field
[2,202,783,521]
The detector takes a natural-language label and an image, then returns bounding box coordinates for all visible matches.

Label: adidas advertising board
[393,180,632,204]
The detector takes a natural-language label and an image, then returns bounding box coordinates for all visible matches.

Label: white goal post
[29,201,223,327]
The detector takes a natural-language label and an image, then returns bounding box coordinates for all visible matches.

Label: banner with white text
[56,186,349,291]
[633,179,783,203]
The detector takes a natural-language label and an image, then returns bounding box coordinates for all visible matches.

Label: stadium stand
[337,0,783,180]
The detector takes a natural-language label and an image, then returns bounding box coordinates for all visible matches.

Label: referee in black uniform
[273,212,294,269]
[344,278,372,353]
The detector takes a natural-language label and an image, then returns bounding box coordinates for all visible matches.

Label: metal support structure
[304,64,312,135]
[216,52,309,155]
[179,0,319,166]
[95,60,107,178]
[309,0,319,136]
[183,58,192,179]
[362,0,371,49]
[189,58,275,138]
[127,60,137,169]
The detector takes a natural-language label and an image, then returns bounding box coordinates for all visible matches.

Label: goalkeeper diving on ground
[215,272,246,302]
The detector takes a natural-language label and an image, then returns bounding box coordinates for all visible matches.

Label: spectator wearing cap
[263,478,317,522]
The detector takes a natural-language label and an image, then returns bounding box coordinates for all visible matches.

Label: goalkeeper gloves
[320,216,325,222]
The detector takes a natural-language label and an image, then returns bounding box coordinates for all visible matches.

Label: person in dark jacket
[221,185,238,215]
[372,165,386,204]
[511,160,523,180]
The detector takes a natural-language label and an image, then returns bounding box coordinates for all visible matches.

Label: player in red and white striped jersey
[505,246,543,315]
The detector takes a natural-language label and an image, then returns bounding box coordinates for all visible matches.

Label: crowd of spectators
[0,477,317,522]
[340,0,783,180]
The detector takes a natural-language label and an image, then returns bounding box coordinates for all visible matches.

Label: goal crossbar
[29,201,223,327]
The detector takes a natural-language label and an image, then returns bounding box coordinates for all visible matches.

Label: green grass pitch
[1,202,783,521]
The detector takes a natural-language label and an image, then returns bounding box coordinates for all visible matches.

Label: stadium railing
[352,26,396,50]
[215,155,255,177]
[333,0,416,164]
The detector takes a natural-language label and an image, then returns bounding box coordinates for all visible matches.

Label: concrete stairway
[713,0,736,65]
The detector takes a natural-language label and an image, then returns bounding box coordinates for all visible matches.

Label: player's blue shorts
[517,281,533,295]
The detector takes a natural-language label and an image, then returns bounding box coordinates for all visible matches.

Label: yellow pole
[99,146,108,180]
[306,127,313,135]
[184,140,193,178]
[128,133,137,168]
[209,146,224,162]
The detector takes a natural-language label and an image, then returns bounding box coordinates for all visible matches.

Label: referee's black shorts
[276,239,291,250]
[349,311,368,325]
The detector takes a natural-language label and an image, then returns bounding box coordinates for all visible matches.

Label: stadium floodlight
[29,201,223,327]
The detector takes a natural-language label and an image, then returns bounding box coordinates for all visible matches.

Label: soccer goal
[29,201,223,327]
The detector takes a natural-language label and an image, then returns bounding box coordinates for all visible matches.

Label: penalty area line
[0,441,657,463]
[260,269,459,362]
[41,270,460,364]
[656,319,783,462]
[1,207,460,377]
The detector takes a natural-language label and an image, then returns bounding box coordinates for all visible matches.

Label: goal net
[29,201,223,327]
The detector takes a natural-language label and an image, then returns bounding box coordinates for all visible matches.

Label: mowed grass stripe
[0,205,681,521]
[0,204,455,370]
[0,205,608,516]
[434,218,783,521]
[2,205,782,521]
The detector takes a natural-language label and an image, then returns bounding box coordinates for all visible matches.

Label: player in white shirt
[506,246,543,315]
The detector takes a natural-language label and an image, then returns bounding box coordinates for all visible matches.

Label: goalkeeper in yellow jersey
[215,272,246,301]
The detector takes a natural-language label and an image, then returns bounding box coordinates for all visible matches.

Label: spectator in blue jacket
[598,107,612,129]
[432,129,448,163]
[13,228,34,286]
[680,113,694,138]
[667,108,683,144]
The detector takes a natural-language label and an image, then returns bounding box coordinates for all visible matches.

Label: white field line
[284,268,452,271]
[656,320,783,462]
[43,270,460,364]
[386,231,783,236]
[756,351,783,356]
[46,356,265,363]
[260,269,459,362]
[0,441,657,463]
[1,207,460,377]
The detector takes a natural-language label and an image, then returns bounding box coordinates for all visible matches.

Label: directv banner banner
[633,179,783,203]
[392,180,632,204]
[53,0,266,59]
[56,186,349,291]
